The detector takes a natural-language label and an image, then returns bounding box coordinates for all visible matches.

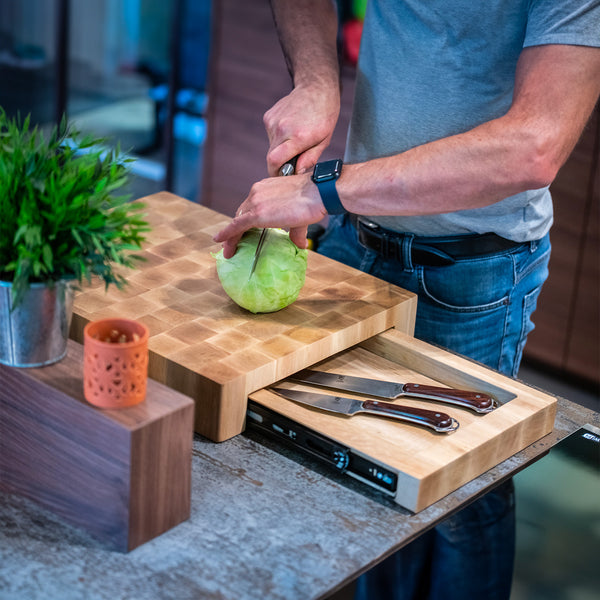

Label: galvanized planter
[0,280,74,368]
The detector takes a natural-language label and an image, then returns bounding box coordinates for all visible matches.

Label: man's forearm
[270,0,340,89]
[264,0,342,174]
[339,118,546,217]
[339,44,600,218]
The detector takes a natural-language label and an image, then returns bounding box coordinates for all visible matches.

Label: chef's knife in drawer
[287,369,497,413]
[270,387,459,433]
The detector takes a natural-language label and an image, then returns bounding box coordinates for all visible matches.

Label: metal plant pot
[0,280,74,367]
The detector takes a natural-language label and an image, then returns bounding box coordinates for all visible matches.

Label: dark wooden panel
[527,121,594,362]
[565,111,600,382]
[0,341,195,552]
[525,107,600,386]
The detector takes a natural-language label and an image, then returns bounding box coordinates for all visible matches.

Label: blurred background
[1,1,598,597]
[0,0,212,200]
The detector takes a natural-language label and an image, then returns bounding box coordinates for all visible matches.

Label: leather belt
[351,216,524,267]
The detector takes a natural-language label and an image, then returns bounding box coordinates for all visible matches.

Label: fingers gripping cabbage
[214,228,308,313]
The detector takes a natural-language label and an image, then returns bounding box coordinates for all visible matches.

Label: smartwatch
[312,159,345,214]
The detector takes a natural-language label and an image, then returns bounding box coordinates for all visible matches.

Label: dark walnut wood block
[0,340,195,552]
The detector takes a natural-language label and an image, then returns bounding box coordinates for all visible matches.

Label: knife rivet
[414,384,420,388]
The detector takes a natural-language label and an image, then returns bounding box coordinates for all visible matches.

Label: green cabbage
[214,228,308,313]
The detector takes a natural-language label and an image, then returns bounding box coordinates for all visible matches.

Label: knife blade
[248,227,269,280]
[248,155,299,279]
[287,369,498,413]
[270,387,459,433]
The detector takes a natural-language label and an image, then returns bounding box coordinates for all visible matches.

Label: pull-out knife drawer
[248,328,557,512]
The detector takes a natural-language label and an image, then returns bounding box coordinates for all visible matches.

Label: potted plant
[0,108,149,367]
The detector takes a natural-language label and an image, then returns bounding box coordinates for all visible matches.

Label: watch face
[313,159,342,182]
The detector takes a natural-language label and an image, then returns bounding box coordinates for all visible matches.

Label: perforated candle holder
[83,318,149,409]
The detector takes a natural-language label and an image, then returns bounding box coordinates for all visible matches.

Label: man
[215,1,600,598]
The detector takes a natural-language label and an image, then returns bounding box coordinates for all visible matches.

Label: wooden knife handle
[402,384,496,413]
[361,400,458,433]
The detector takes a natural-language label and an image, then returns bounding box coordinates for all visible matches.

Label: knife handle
[402,384,497,413]
[362,400,459,433]
[278,155,299,176]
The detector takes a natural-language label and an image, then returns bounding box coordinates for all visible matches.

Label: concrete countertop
[0,396,596,600]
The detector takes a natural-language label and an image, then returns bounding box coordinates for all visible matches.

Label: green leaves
[0,108,149,307]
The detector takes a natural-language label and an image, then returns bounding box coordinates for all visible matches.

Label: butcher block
[249,329,557,512]
[70,192,417,441]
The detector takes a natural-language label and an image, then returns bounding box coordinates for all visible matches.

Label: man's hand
[213,173,327,258]
[214,1,340,258]
[264,81,340,177]
[265,0,341,175]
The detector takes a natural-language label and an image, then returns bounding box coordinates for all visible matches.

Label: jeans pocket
[414,294,510,371]
[418,253,513,311]
[420,277,510,313]
[514,238,551,284]
[416,263,512,371]
[511,282,545,377]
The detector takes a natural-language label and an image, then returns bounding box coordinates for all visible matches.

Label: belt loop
[380,231,386,258]
[402,233,415,272]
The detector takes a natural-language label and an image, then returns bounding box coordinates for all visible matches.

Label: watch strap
[317,178,345,214]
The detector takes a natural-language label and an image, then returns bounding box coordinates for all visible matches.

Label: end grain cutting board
[71,192,417,441]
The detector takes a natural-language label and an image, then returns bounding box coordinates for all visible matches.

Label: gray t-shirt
[346,0,600,241]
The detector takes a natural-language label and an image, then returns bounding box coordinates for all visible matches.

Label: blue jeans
[318,214,551,600]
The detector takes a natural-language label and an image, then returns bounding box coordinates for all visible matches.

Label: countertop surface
[1,394,597,600]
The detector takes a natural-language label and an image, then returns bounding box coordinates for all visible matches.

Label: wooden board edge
[359,329,558,405]
[128,401,194,550]
[410,400,558,512]
[393,293,417,336]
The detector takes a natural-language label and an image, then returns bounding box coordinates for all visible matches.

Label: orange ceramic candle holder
[83,318,149,409]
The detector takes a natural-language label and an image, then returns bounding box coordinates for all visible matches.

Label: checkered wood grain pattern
[71,192,417,441]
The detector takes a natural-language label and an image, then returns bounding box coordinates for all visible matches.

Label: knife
[248,155,299,279]
[287,369,498,414]
[270,387,459,433]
